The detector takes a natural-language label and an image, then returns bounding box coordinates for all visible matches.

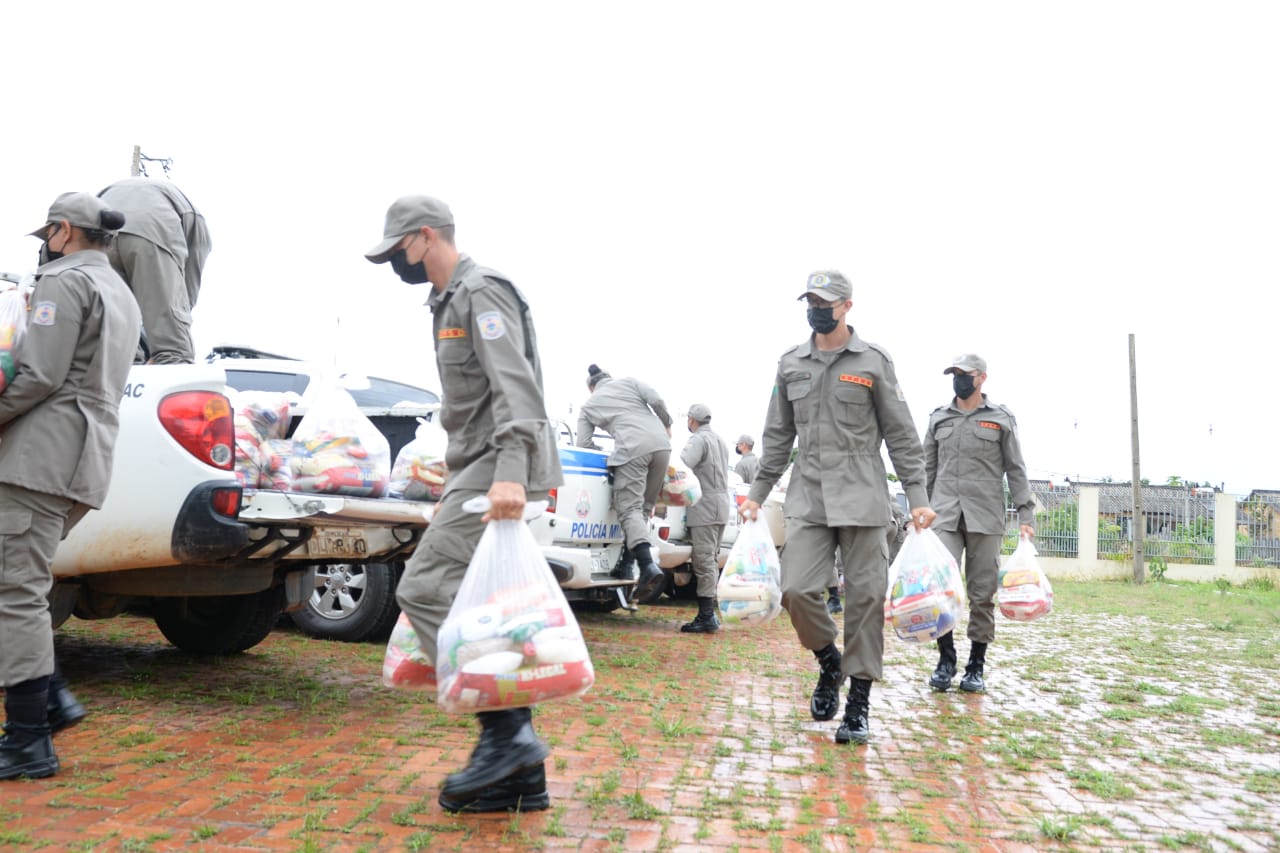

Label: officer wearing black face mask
[366,194,562,814]
[740,269,936,748]
[923,354,1036,695]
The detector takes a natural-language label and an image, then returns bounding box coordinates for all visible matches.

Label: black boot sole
[631,569,666,605]
[928,678,953,692]
[0,756,59,780]
[439,788,550,812]
[441,742,549,799]
[834,725,868,745]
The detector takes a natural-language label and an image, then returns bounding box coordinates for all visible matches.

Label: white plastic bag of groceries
[290,379,391,497]
[0,287,29,394]
[884,527,966,643]
[716,517,783,626]
[382,611,437,690]
[661,460,702,507]
[997,536,1054,621]
[388,417,449,501]
[436,499,594,713]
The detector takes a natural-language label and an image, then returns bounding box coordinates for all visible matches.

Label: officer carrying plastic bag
[435,498,594,713]
[716,517,783,626]
[885,527,966,643]
[997,536,1054,621]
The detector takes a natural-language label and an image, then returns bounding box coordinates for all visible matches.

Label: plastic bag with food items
[716,517,783,626]
[997,536,1054,621]
[661,460,702,507]
[0,288,28,394]
[884,527,966,643]
[388,418,449,501]
[288,380,390,497]
[435,499,594,713]
[382,611,438,690]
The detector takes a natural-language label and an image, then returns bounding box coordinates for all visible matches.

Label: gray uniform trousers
[107,233,195,364]
[689,523,725,598]
[609,450,670,550]
[395,488,550,668]
[782,518,890,681]
[0,484,88,686]
[936,520,1002,644]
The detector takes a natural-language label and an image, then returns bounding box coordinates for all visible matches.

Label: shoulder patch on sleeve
[33,301,56,326]
[476,311,506,341]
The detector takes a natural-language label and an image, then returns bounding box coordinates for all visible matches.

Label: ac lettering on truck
[122,383,144,399]
[569,521,622,541]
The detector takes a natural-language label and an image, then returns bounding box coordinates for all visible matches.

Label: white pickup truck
[47,352,639,654]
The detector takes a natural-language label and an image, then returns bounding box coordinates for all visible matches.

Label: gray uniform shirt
[0,251,142,508]
[576,377,672,466]
[428,255,562,494]
[734,451,759,484]
[925,394,1034,534]
[681,425,730,527]
[99,178,211,307]
[746,328,928,527]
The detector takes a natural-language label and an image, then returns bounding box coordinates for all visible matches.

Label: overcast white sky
[3,2,1276,494]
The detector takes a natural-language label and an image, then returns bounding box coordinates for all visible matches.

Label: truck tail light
[658,525,671,541]
[210,486,241,518]
[547,489,558,513]
[159,391,234,470]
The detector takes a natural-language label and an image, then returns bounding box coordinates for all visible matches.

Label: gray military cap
[943,353,988,375]
[797,270,853,303]
[687,403,712,424]
[29,192,123,239]
[736,434,754,448]
[365,195,454,263]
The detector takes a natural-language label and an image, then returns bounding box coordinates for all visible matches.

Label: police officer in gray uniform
[366,195,563,813]
[576,365,672,604]
[679,404,730,634]
[740,270,936,746]
[733,435,759,484]
[98,178,211,364]
[1,193,141,780]
[924,354,1035,694]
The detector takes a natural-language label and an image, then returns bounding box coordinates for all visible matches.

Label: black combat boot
[834,677,872,745]
[959,642,987,693]
[810,643,843,721]
[440,708,550,799]
[438,762,550,812]
[2,678,58,781]
[826,586,843,615]
[630,542,666,605]
[929,632,958,692]
[680,596,720,633]
[47,667,87,736]
[610,548,636,581]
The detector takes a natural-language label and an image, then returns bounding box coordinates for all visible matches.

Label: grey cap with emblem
[943,353,988,375]
[365,195,454,263]
[796,270,853,303]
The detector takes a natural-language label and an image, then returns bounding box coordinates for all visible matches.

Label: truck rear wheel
[153,589,282,655]
[289,561,401,642]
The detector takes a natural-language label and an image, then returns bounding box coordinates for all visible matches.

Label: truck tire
[153,589,283,655]
[288,562,401,642]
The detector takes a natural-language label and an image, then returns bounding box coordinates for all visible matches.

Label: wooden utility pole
[130,145,142,177]
[1129,333,1145,584]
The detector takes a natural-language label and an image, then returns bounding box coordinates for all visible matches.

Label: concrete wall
[1015,489,1275,585]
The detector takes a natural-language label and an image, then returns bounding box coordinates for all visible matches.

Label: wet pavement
[2,585,1278,852]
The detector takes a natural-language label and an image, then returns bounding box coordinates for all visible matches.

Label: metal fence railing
[1236,498,1280,568]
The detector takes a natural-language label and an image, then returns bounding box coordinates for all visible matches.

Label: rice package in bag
[0,289,29,394]
[661,461,702,507]
[436,514,594,713]
[382,611,437,690]
[716,517,783,626]
[997,537,1054,622]
[388,418,449,501]
[260,438,296,491]
[289,380,390,497]
[885,527,966,643]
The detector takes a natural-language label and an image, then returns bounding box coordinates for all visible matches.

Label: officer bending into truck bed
[366,195,563,813]
[1,193,141,781]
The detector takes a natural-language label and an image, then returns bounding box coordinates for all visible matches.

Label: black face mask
[806,306,839,335]
[389,249,428,284]
[40,226,64,264]
[953,374,977,400]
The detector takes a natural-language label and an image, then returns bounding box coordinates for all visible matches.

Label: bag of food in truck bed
[436,499,594,713]
[229,391,294,488]
[661,460,701,507]
[288,379,390,497]
[388,417,449,501]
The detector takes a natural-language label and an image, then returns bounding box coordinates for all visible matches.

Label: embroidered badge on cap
[477,311,506,341]
[808,273,830,288]
[438,328,467,340]
[33,301,56,326]
[839,374,873,388]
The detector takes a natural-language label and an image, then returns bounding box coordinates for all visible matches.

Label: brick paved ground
[2,581,1278,852]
